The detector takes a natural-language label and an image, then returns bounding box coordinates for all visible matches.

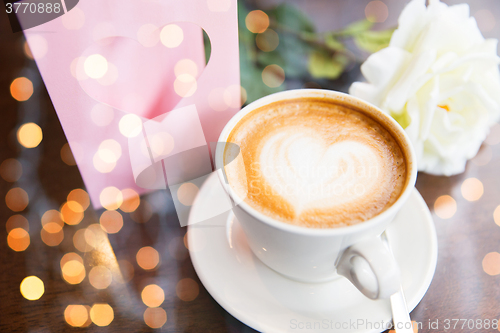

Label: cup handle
[336,236,401,299]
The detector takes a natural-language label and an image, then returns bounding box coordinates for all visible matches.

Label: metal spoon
[382,231,414,333]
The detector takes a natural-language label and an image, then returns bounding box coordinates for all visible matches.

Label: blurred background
[1,0,500,332]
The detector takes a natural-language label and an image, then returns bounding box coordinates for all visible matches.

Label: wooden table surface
[2,4,500,333]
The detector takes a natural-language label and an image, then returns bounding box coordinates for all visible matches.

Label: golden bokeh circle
[144,307,167,329]
[5,187,29,212]
[7,228,30,252]
[10,77,33,102]
[136,246,160,270]
[141,284,165,307]
[482,252,500,276]
[434,195,457,219]
[245,10,269,33]
[89,266,113,289]
[90,304,114,326]
[20,276,44,301]
[461,178,484,202]
[99,210,124,234]
[0,158,23,182]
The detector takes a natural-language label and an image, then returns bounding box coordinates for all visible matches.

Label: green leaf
[308,51,345,79]
[270,3,315,33]
[338,19,374,36]
[354,29,394,53]
[324,33,345,51]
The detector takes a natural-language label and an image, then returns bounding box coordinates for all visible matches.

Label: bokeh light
[17,123,42,148]
[174,59,198,78]
[256,29,279,52]
[67,189,90,211]
[149,131,175,157]
[136,246,160,270]
[93,152,116,173]
[7,228,30,251]
[61,253,86,285]
[90,103,114,127]
[160,24,184,48]
[97,139,122,165]
[41,209,63,234]
[223,84,244,108]
[434,195,457,219]
[5,187,29,212]
[262,64,285,88]
[60,143,76,166]
[20,276,44,301]
[365,0,389,23]
[245,10,269,33]
[120,188,140,213]
[137,24,160,47]
[41,228,64,247]
[71,56,88,81]
[6,215,29,233]
[10,77,33,102]
[89,266,112,289]
[475,9,496,33]
[100,210,123,234]
[494,206,500,227]
[41,209,63,230]
[100,186,123,210]
[64,305,90,327]
[461,178,484,202]
[73,228,94,252]
[119,114,143,138]
[176,278,199,301]
[90,304,114,327]
[144,307,167,329]
[97,62,119,86]
[174,74,197,97]
[100,186,123,211]
[177,183,199,206]
[482,252,500,276]
[84,54,108,79]
[208,87,228,112]
[0,158,23,182]
[141,284,165,307]
[60,202,84,225]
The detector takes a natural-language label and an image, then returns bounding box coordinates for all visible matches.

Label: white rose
[349,0,500,176]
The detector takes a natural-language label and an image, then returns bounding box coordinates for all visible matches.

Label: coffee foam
[224,98,407,228]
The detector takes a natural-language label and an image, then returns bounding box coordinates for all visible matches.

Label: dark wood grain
[1,5,500,333]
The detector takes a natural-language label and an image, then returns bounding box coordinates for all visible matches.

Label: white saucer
[188,173,438,333]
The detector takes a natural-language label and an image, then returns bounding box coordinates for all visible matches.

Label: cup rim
[216,89,418,237]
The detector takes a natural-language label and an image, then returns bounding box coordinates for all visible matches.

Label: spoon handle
[382,232,414,333]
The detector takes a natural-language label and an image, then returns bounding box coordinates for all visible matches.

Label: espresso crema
[224,98,407,228]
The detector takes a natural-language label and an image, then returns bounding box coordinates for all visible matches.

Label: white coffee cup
[215,89,417,299]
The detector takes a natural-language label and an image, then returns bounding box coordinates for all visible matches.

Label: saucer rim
[188,178,438,333]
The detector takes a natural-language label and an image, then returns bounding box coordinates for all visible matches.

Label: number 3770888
[440,318,498,330]
[5,2,61,14]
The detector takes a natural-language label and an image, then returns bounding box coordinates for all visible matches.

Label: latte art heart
[260,131,387,212]
[225,98,407,228]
